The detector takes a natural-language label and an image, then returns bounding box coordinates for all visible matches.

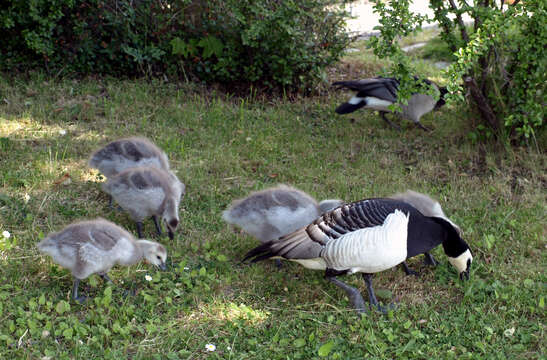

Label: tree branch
[464,77,499,131]
[447,0,470,43]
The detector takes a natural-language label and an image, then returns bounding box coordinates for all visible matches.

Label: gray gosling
[223,184,343,267]
[89,137,170,178]
[37,218,167,303]
[223,184,344,243]
[390,190,461,276]
[102,166,185,239]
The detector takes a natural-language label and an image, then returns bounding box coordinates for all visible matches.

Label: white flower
[2,231,10,239]
[227,346,232,351]
[59,129,67,135]
[205,343,216,352]
[504,327,515,337]
[23,193,30,203]
[145,275,152,282]
[184,267,190,271]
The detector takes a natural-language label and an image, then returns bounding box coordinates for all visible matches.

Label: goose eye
[157,255,161,260]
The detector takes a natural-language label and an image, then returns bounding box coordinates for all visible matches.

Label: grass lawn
[0,35,545,359]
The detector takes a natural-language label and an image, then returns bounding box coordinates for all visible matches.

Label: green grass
[0,43,545,359]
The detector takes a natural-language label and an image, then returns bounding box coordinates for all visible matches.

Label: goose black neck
[406,215,447,259]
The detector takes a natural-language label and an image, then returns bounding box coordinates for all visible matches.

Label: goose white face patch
[447,249,472,273]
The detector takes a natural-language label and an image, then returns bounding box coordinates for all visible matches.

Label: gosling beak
[159,262,167,271]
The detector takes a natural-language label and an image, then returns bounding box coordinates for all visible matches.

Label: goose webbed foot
[152,215,162,236]
[328,277,367,314]
[424,252,438,266]
[136,222,144,238]
[99,273,113,284]
[362,273,394,313]
[72,278,88,304]
[401,261,419,277]
[380,111,401,130]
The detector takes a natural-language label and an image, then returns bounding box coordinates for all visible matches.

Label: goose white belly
[322,210,409,273]
[348,96,393,112]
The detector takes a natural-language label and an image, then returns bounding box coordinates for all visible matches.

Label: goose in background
[244,198,472,314]
[223,184,343,267]
[89,137,170,178]
[102,166,185,239]
[37,218,167,303]
[332,77,448,131]
[390,190,462,276]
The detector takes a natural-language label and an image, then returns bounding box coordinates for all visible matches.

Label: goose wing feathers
[333,77,399,102]
[244,198,418,263]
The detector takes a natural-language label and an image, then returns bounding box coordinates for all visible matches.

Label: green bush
[0,0,351,91]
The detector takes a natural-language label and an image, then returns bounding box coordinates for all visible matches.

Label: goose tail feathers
[243,228,322,263]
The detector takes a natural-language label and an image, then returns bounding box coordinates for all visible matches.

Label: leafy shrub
[368,0,546,142]
[0,0,351,91]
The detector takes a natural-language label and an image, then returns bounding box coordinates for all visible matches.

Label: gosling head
[433,217,473,281]
[163,197,180,240]
[138,240,167,270]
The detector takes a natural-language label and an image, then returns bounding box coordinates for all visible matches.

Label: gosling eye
[157,256,161,260]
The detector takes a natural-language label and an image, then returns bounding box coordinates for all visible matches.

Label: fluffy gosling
[37,218,167,303]
[102,166,185,239]
[222,184,344,243]
[89,137,170,178]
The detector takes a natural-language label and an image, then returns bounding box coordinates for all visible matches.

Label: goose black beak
[459,260,471,281]
[159,262,167,271]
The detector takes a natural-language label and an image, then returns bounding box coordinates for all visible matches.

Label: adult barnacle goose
[244,198,472,314]
[332,77,448,131]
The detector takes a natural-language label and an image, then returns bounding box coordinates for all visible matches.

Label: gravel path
[344,0,472,37]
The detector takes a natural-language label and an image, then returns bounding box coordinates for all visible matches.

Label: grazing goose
[223,185,343,267]
[244,198,472,314]
[37,218,167,303]
[102,166,185,239]
[333,77,448,131]
[223,184,344,243]
[89,137,170,178]
[390,190,462,275]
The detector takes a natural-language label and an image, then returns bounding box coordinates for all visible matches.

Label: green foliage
[368,0,439,112]
[0,0,350,90]
[369,0,546,143]
[445,1,546,140]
